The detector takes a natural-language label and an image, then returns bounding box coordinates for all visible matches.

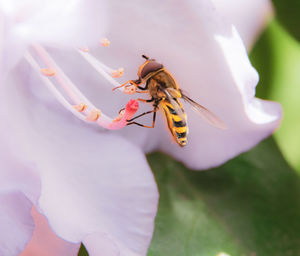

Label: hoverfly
[113,55,226,147]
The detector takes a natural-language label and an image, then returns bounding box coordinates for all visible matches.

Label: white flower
[0,0,281,255]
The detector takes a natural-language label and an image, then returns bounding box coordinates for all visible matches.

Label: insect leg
[137,97,155,103]
[137,80,149,90]
[112,79,140,91]
[127,108,157,128]
[136,90,149,94]
[127,108,155,122]
[112,80,133,91]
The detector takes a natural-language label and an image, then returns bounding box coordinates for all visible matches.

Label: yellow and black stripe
[161,99,188,147]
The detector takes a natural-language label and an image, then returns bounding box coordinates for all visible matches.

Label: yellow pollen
[111,68,124,78]
[113,109,125,122]
[41,68,55,76]
[86,109,101,121]
[73,103,87,112]
[100,38,110,47]
[80,47,89,52]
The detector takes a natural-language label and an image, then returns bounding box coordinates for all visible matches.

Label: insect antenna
[142,54,149,60]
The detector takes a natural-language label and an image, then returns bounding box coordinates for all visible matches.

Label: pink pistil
[108,99,139,130]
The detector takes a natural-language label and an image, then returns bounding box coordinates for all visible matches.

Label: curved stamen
[26,45,139,130]
[33,44,93,108]
[76,49,125,92]
[24,52,88,123]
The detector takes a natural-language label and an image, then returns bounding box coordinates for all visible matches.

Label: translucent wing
[181,92,227,130]
[162,88,186,121]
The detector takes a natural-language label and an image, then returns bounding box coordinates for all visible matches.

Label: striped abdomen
[161,99,188,147]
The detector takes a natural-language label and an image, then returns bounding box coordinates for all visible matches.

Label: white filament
[76,49,124,92]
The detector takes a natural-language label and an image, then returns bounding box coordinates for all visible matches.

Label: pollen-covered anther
[73,103,88,112]
[86,109,101,121]
[123,84,137,95]
[41,68,55,76]
[79,47,89,52]
[113,109,126,123]
[111,68,124,78]
[100,38,110,47]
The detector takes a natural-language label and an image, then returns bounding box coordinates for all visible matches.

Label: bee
[113,55,226,147]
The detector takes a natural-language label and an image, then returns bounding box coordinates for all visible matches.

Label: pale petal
[0,0,108,74]
[211,0,273,49]
[93,0,281,169]
[83,231,148,256]
[0,11,28,75]
[0,192,34,256]
[83,233,120,256]
[1,64,159,255]
[0,141,40,203]
[21,207,80,256]
[0,107,40,204]
[1,0,107,47]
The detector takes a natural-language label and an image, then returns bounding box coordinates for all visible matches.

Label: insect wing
[181,94,227,130]
[163,88,186,121]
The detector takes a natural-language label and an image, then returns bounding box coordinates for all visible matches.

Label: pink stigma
[109,99,139,130]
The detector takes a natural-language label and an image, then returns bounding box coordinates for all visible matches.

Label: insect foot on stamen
[108,99,139,130]
[124,84,137,95]
[113,109,126,123]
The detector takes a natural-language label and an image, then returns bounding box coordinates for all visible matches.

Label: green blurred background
[79,3,300,256]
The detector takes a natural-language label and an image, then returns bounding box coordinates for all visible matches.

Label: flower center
[24,40,139,130]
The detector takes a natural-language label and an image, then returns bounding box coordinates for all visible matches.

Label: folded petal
[211,0,273,49]
[21,207,80,256]
[1,64,159,255]
[95,0,281,169]
[38,136,158,256]
[0,192,34,256]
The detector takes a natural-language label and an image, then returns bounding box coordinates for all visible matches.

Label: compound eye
[140,61,163,78]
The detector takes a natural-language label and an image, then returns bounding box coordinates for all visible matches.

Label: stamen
[100,38,110,47]
[86,109,101,122]
[26,45,139,130]
[24,52,88,122]
[73,103,87,112]
[34,44,83,104]
[40,68,56,76]
[79,47,89,52]
[111,67,124,78]
[76,49,125,92]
